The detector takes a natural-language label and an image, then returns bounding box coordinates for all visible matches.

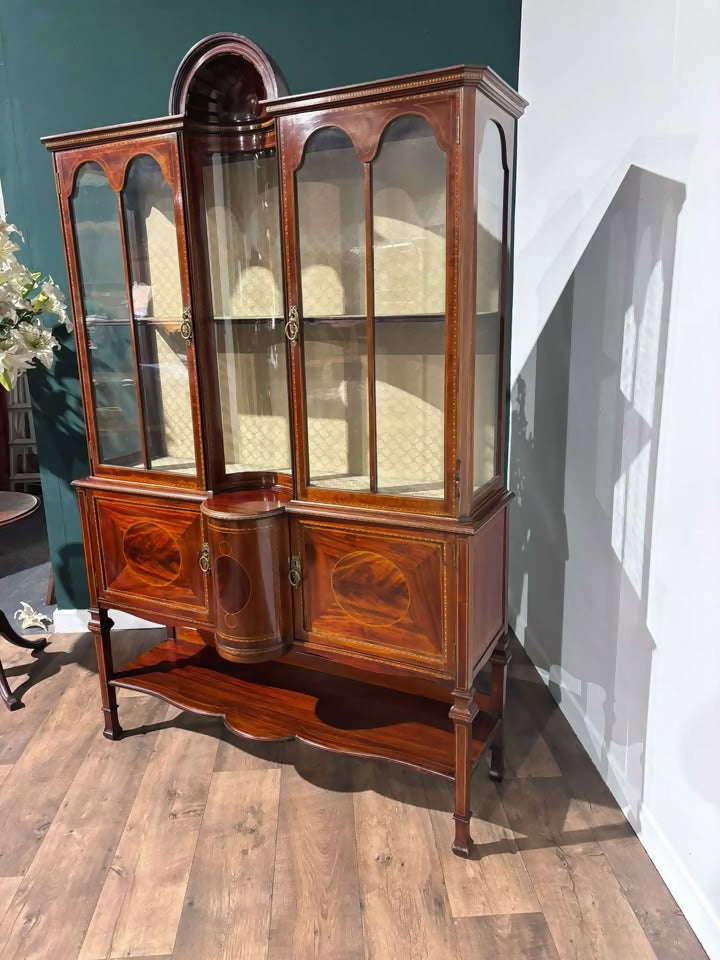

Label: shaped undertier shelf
[110,637,500,779]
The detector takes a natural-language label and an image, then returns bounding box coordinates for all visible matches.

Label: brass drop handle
[285,305,300,344]
[180,306,193,342]
[199,542,210,574]
[288,555,301,588]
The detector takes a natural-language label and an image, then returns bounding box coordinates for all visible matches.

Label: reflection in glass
[122,155,195,474]
[203,151,290,474]
[474,122,505,489]
[71,163,143,468]
[373,116,446,497]
[305,320,369,491]
[296,128,366,318]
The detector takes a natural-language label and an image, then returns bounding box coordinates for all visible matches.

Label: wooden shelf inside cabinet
[110,638,500,779]
[303,313,447,325]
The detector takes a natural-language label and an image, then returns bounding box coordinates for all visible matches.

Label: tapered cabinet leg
[88,607,121,740]
[489,724,505,782]
[449,690,478,858]
[488,631,510,782]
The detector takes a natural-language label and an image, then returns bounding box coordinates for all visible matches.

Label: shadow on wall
[509,165,685,825]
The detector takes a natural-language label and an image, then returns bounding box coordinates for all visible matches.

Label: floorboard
[78,706,218,959]
[173,769,281,960]
[0,629,705,960]
[0,696,166,960]
[455,913,561,960]
[353,762,462,960]
[0,665,99,875]
[268,745,364,960]
[425,775,539,918]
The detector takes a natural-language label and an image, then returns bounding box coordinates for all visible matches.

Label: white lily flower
[0,220,23,244]
[0,217,69,388]
[0,222,23,266]
[0,343,34,389]
[41,278,71,331]
[14,602,51,631]
[0,291,17,322]
[14,320,59,369]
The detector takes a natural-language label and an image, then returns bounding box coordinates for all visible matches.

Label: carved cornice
[266,66,527,119]
[42,116,184,152]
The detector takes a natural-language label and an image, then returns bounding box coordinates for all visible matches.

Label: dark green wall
[0,0,521,609]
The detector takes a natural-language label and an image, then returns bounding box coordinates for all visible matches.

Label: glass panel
[305,319,369,491]
[71,162,143,468]
[375,320,445,498]
[122,155,195,475]
[474,122,504,490]
[203,151,290,474]
[297,128,369,491]
[296,128,366,318]
[373,115,446,498]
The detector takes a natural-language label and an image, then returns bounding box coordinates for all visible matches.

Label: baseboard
[637,802,720,960]
[53,608,161,633]
[511,624,720,959]
[558,683,720,960]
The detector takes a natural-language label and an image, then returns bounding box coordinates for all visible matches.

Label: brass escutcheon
[284,305,300,343]
[180,306,193,341]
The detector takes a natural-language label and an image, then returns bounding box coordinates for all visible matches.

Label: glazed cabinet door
[278,95,459,514]
[184,133,293,490]
[289,517,453,678]
[54,134,204,488]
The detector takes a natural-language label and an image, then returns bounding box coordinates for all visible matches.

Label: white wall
[511,1,720,956]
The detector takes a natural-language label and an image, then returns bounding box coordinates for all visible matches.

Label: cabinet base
[110,637,499,781]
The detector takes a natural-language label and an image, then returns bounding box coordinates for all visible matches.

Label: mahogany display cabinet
[43,34,526,856]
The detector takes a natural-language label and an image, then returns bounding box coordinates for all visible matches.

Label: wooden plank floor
[0,629,707,960]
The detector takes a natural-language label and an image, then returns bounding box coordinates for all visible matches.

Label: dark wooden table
[0,491,49,709]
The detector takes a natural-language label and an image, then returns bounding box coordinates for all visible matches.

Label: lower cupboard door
[93,494,210,621]
[292,519,451,675]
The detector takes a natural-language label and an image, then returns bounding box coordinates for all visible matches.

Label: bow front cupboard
[43,34,526,856]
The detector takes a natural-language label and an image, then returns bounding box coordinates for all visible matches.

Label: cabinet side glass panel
[203,151,291,474]
[296,127,369,491]
[474,121,504,491]
[372,115,446,499]
[70,162,143,468]
[122,155,196,475]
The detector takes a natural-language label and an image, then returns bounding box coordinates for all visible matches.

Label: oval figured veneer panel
[332,551,410,626]
[216,555,251,614]
[123,522,182,585]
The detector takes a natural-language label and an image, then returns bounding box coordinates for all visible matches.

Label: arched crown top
[169,33,288,125]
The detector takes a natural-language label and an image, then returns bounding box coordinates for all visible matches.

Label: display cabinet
[44,34,526,857]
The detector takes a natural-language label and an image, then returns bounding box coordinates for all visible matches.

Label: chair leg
[0,608,48,650]
[0,658,20,711]
[88,607,121,740]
